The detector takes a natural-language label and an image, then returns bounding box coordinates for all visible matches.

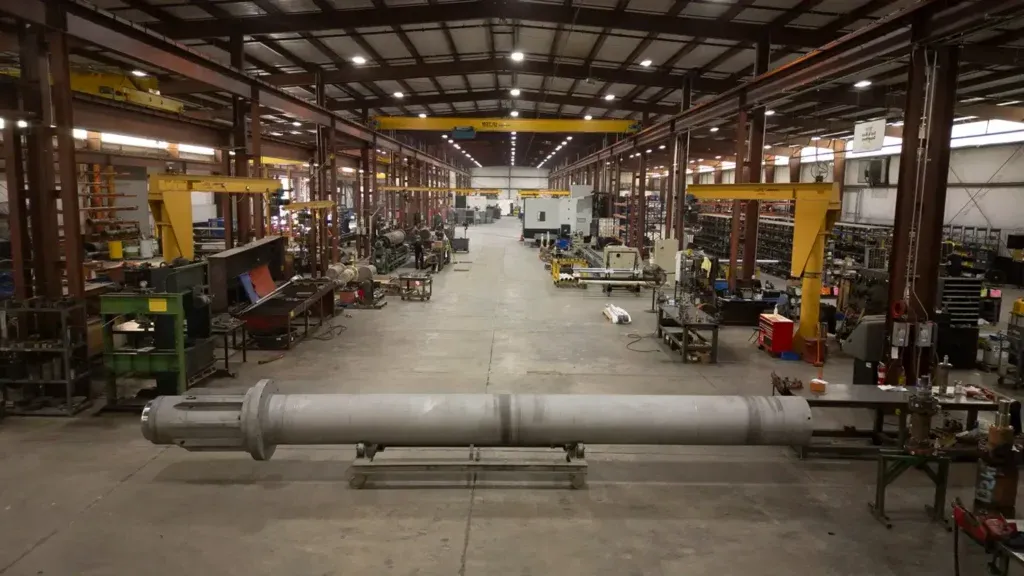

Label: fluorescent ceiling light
[811,136,821,141]
[510,51,524,62]
[566,136,572,141]
[442,134,448,139]
[640,59,652,67]
[764,110,776,116]
[646,149,652,153]
[714,156,721,160]
[393,92,404,98]
[997,101,1022,107]
[764,145,771,149]
[710,127,719,133]
[418,113,427,118]
[352,56,367,65]
[510,88,521,96]
[584,115,592,120]
[292,121,301,127]
[659,144,666,149]
[510,110,519,117]
[604,94,615,101]
[131,70,148,77]
[853,80,872,88]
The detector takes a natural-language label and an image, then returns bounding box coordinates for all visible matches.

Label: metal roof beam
[147,1,833,46]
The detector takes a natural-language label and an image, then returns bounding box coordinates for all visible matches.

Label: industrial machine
[372,229,410,274]
[207,236,288,313]
[148,174,282,262]
[140,379,814,487]
[688,182,841,350]
[101,261,216,409]
[522,197,570,241]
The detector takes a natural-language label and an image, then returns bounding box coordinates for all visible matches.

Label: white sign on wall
[853,119,887,152]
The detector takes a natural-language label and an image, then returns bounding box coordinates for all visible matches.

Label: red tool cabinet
[758,313,794,356]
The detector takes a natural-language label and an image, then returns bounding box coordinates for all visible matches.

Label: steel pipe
[141,380,813,460]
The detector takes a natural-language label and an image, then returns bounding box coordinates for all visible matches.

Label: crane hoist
[687,182,841,347]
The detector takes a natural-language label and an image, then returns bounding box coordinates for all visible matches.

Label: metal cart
[398,273,432,301]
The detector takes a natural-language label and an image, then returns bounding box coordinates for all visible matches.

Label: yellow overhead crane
[687,182,841,346]
[372,116,641,134]
[149,174,281,262]
[1,68,183,114]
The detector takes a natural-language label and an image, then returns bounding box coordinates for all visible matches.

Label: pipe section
[141,380,813,460]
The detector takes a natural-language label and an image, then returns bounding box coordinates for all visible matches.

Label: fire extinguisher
[877,363,887,386]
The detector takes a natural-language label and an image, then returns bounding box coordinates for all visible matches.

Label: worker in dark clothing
[413,235,425,270]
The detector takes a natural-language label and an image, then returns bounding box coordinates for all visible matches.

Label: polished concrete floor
[0,217,1012,575]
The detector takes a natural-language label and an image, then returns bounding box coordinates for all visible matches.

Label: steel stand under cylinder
[141,380,814,460]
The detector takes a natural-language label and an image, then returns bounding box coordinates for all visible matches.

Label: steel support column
[728,96,748,291]
[638,153,648,257]
[3,119,30,298]
[329,129,339,263]
[250,92,265,240]
[907,45,960,381]
[673,78,693,243]
[20,25,62,300]
[230,35,251,245]
[886,27,929,384]
[47,5,83,299]
[742,42,770,282]
[788,156,801,183]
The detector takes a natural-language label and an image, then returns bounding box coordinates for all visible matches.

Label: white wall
[471,166,549,199]
[841,144,1024,239]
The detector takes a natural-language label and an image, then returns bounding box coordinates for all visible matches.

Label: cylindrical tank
[141,380,814,461]
[380,230,406,248]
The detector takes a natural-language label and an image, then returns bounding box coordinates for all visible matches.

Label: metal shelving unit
[0,298,93,416]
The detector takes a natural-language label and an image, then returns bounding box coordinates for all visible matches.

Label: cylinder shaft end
[242,379,278,461]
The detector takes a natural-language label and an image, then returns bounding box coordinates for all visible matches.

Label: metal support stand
[869,450,951,529]
[348,443,588,489]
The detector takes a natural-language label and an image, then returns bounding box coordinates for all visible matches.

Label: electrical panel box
[654,238,678,284]
[892,322,910,347]
[916,321,936,347]
[603,246,640,270]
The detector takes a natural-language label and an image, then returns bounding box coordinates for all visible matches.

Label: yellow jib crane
[148,174,282,262]
[687,182,841,344]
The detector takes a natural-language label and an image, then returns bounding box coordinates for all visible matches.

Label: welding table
[772,382,1004,459]
[657,304,719,363]
[211,316,247,377]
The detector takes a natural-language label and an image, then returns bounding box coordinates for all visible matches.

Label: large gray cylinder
[380,230,405,248]
[141,380,813,460]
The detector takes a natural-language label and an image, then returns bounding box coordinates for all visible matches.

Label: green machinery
[101,261,216,409]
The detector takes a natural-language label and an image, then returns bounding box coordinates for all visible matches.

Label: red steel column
[673,77,693,242]
[727,95,747,291]
[230,34,251,244]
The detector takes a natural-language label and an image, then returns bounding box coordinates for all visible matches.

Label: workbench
[772,382,1006,459]
[657,304,719,363]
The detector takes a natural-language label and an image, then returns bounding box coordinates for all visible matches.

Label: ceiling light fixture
[131,70,148,77]
[510,51,524,62]
[566,136,572,141]
[659,145,666,150]
[584,115,593,120]
[640,59,652,67]
[604,94,615,101]
[510,110,519,117]
[810,136,821,141]
[292,121,302,127]
[853,79,872,88]
[764,109,776,116]
[442,134,448,139]
[646,149,652,153]
[710,127,719,133]
[393,92,404,98]
[714,155,721,160]
[510,88,521,97]
[352,56,367,65]
[418,113,427,118]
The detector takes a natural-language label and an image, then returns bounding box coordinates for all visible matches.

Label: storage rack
[942,225,1000,276]
[79,164,140,261]
[691,212,894,282]
[0,298,92,416]
[937,276,983,326]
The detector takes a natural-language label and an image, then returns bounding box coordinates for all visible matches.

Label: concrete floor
[0,217,1014,575]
